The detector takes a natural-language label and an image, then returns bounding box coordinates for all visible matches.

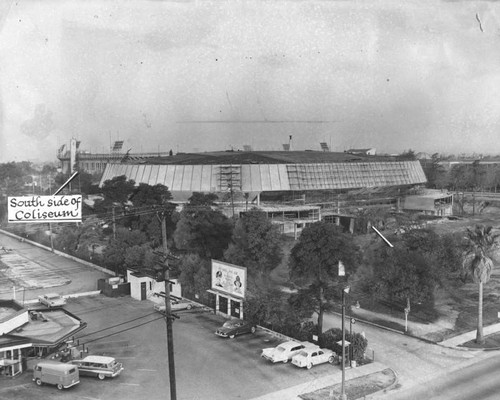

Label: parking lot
[1,294,343,400]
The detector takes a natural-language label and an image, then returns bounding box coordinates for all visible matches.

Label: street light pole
[349,318,353,368]
[341,286,349,400]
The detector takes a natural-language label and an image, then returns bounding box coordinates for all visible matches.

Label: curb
[22,291,102,305]
[364,368,399,399]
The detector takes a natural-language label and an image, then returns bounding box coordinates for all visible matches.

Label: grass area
[299,369,396,400]
[461,332,500,349]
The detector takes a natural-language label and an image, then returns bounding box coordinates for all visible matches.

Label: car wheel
[229,334,235,339]
[328,356,334,364]
[98,373,106,380]
[57,383,64,390]
[307,363,313,370]
[283,358,288,364]
[35,378,42,386]
[250,326,256,334]
[187,304,193,310]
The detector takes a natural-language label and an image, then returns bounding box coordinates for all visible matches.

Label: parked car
[261,340,312,363]
[291,347,336,369]
[70,355,123,380]
[153,298,194,313]
[215,319,256,338]
[38,293,66,308]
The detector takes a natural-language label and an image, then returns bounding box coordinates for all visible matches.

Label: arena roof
[99,151,427,195]
[136,151,394,165]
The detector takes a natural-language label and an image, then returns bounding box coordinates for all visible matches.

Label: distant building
[56,138,171,175]
[99,150,427,236]
[402,190,453,216]
[345,148,376,156]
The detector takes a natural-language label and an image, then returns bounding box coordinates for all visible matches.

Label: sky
[1,0,500,162]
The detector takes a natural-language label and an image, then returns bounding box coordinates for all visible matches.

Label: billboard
[8,195,82,223]
[211,260,247,299]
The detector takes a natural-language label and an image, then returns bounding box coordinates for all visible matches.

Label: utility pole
[112,206,116,240]
[158,212,177,400]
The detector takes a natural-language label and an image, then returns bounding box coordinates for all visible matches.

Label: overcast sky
[1,0,500,162]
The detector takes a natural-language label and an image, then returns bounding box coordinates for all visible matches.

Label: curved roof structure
[99,151,427,196]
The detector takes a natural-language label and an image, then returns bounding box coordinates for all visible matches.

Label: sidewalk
[438,322,500,348]
[250,362,391,400]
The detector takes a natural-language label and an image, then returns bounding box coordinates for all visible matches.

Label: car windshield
[298,351,308,357]
[222,321,234,328]
[276,346,286,353]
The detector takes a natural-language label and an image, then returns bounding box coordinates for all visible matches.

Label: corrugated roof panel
[181,165,194,191]
[240,165,251,192]
[200,165,215,191]
[190,165,203,192]
[277,164,290,190]
[259,164,272,190]
[147,165,160,186]
[136,165,148,184]
[171,165,185,191]
[128,165,139,182]
[160,165,173,189]
[268,164,282,191]
[249,165,262,192]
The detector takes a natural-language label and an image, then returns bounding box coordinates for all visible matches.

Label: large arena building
[98,149,430,236]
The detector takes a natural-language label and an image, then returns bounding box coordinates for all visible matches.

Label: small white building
[126,269,181,301]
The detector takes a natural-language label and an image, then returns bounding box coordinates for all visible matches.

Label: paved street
[322,312,498,397]
[0,230,111,301]
[375,353,500,400]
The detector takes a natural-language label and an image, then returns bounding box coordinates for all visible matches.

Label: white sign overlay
[8,195,83,223]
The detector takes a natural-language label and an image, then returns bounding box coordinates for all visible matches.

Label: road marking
[137,368,157,372]
[120,383,141,386]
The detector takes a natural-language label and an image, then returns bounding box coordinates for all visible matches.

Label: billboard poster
[211,260,247,299]
[8,195,83,223]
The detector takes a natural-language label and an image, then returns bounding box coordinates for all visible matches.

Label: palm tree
[462,225,498,344]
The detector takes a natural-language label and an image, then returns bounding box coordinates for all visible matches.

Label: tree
[289,222,361,338]
[173,197,232,260]
[224,209,283,277]
[462,225,499,344]
[102,227,148,274]
[126,183,176,246]
[186,192,218,207]
[177,254,211,301]
[368,229,455,311]
[396,149,416,161]
[100,175,136,206]
[425,153,447,189]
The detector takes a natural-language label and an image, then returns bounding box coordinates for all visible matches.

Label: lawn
[299,369,396,400]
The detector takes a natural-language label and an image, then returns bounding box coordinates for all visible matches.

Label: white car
[261,341,312,363]
[38,293,66,308]
[291,347,336,369]
[153,299,194,313]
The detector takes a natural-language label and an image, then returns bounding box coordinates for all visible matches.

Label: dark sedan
[215,319,256,338]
